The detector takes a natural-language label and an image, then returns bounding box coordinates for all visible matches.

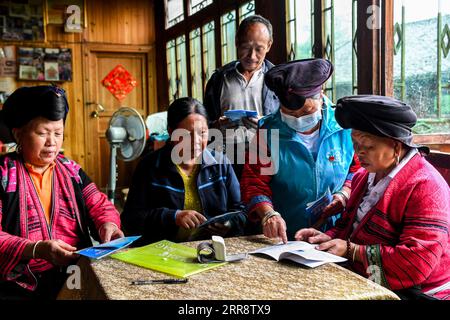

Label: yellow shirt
[25,162,55,224]
[175,164,202,241]
[175,164,202,212]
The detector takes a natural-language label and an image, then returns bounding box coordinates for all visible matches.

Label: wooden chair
[425,151,450,187]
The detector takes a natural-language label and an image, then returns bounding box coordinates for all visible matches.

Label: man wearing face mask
[240,58,360,242]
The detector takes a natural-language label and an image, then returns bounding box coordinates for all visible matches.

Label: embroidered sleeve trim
[365,244,390,289]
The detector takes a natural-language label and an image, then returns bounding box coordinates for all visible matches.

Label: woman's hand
[98,222,124,243]
[315,239,348,257]
[34,239,79,266]
[295,228,332,244]
[176,210,207,229]
[321,193,346,218]
[263,215,288,244]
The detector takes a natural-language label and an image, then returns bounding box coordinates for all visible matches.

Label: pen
[131,278,188,285]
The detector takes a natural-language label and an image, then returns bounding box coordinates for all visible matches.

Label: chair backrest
[425,151,450,187]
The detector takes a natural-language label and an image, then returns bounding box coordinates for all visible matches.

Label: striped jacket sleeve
[357,179,450,290]
[0,202,31,281]
[240,130,274,221]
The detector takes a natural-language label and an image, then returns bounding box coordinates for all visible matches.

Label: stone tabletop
[57,235,399,300]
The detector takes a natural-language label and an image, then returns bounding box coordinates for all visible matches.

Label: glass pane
[221,10,237,65]
[441,0,450,118]
[334,0,355,100]
[202,21,216,91]
[394,0,438,120]
[239,1,255,23]
[176,36,188,98]
[189,0,213,16]
[166,40,177,104]
[286,0,313,61]
[190,28,203,101]
[323,0,334,100]
[165,0,184,29]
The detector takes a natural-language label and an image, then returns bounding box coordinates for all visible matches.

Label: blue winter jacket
[257,96,354,239]
[121,145,246,244]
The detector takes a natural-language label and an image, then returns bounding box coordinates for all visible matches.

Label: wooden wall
[0,0,155,168]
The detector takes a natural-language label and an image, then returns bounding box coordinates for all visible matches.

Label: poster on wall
[17,47,72,82]
[0,0,45,41]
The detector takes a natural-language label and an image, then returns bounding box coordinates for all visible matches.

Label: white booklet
[250,241,347,268]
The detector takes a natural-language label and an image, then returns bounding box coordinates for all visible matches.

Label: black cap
[335,95,429,154]
[265,58,333,110]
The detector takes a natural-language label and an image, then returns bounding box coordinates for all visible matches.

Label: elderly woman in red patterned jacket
[0,86,123,300]
[296,95,450,300]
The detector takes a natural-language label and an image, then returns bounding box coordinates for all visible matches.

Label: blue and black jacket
[121,144,246,244]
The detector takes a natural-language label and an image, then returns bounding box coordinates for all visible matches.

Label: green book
[110,240,226,278]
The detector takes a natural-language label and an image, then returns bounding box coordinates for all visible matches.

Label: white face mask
[280,109,322,132]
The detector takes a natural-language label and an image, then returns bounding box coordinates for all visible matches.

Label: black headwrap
[0,85,69,131]
[335,95,429,154]
[265,58,333,110]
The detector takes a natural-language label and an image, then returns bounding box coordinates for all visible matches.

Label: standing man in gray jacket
[203,14,279,180]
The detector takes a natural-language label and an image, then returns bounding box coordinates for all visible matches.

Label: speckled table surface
[57,235,399,300]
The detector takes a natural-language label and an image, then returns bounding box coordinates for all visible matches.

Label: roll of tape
[197,242,219,263]
[197,236,248,263]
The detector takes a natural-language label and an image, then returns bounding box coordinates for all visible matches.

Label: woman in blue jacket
[241,59,359,242]
[121,97,246,244]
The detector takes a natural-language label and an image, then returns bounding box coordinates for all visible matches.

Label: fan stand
[106,126,127,204]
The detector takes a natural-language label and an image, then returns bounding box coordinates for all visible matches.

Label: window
[202,21,216,91]
[166,40,178,104]
[165,0,184,29]
[176,36,188,98]
[323,0,357,101]
[221,10,237,65]
[286,0,314,61]
[239,0,255,23]
[394,0,450,133]
[189,0,213,16]
[190,28,203,101]
[221,0,256,66]
[166,36,188,104]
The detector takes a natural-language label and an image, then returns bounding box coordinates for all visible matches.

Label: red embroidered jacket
[326,154,450,299]
[0,153,121,291]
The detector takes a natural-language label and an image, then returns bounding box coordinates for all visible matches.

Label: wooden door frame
[81,43,157,184]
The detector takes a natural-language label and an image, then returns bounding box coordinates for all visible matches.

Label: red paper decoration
[102,64,137,101]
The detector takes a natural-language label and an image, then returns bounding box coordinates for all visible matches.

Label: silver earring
[16,143,22,154]
[395,155,400,166]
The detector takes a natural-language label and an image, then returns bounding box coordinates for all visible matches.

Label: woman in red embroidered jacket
[295,95,450,300]
[0,86,123,299]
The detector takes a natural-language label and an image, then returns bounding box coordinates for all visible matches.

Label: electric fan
[106,107,146,203]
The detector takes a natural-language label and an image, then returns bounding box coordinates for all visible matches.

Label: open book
[250,241,347,268]
[76,236,141,259]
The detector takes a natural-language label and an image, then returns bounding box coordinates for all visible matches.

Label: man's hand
[217,116,239,129]
[263,215,288,244]
[242,116,258,130]
[99,222,124,243]
[176,210,207,229]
